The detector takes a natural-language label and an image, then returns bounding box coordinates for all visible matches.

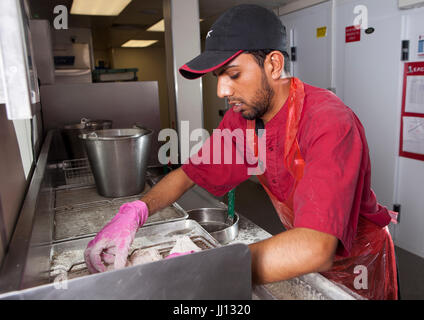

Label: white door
[281,0,401,209]
[280,1,332,90]
[280,0,424,258]
[393,7,424,258]
[336,0,424,258]
[335,0,403,210]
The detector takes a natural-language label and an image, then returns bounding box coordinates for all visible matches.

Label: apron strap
[247,77,306,180]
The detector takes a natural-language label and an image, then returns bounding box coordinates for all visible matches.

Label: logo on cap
[206,30,213,39]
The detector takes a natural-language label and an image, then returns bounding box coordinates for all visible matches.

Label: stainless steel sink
[0,130,252,300]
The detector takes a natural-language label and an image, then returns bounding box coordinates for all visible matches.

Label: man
[84,4,398,300]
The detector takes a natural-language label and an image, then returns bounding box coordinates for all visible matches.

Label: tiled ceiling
[29,0,298,49]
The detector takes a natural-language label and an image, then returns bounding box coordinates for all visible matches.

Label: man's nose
[217,77,233,99]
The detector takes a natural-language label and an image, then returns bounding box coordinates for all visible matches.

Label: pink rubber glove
[84,200,148,273]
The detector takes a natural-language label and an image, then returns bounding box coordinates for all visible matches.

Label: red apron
[247,77,398,300]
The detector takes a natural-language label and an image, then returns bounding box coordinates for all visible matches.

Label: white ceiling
[29,0,298,49]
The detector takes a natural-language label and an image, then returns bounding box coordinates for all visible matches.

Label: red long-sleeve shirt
[182,83,387,257]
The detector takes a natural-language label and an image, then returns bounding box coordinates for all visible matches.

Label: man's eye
[229,73,240,80]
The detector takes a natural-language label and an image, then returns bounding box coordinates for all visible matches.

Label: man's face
[213,53,274,120]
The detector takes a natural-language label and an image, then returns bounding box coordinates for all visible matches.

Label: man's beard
[241,71,274,120]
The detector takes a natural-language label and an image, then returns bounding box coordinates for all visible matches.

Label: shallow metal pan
[186,208,239,244]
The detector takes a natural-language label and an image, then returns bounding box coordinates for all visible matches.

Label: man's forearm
[249,227,338,284]
[140,167,195,216]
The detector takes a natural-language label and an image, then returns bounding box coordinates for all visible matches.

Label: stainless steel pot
[186,208,239,244]
[62,118,112,159]
[79,128,153,197]
[85,120,112,131]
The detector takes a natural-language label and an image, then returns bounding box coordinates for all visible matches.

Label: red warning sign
[346,25,361,43]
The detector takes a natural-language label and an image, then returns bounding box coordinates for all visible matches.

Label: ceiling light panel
[121,40,158,48]
[147,19,164,32]
[71,0,132,16]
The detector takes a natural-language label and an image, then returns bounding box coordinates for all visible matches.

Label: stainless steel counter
[0,129,362,300]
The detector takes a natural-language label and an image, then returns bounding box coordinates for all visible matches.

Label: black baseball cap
[179,4,287,80]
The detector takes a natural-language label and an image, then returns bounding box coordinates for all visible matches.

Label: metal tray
[62,158,94,186]
[53,202,189,242]
[50,219,220,282]
[52,184,189,242]
[54,184,151,211]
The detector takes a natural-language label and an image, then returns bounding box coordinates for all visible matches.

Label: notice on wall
[316,26,327,38]
[405,76,424,114]
[345,25,361,43]
[402,117,424,155]
[399,61,424,161]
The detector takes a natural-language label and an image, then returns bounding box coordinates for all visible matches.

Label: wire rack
[62,158,94,186]
[50,235,216,282]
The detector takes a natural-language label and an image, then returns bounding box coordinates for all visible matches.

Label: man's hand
[84,168,194,273]
[84,200,149,273]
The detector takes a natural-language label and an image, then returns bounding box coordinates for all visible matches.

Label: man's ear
[268,51,285,80]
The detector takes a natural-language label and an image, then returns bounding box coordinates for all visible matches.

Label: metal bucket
[62,118,112,159]
[79,128,153,197]
[133,122,157,166]
[186,208,239,244]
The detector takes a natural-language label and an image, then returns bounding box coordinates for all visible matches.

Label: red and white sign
[399,62,424,161]
[345,25,361,43]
